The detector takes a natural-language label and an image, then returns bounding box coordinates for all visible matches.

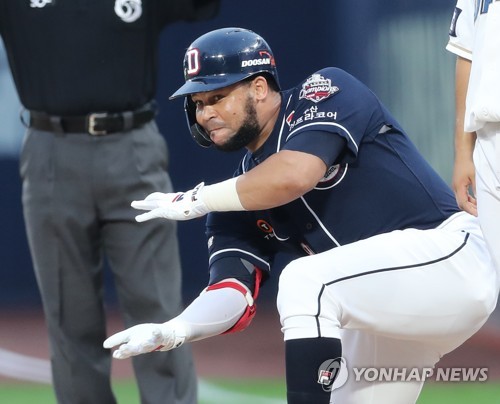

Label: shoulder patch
[299,74,340,103]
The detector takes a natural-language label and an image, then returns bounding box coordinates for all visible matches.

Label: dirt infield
[1,303,499,382]
[0,304,285,382]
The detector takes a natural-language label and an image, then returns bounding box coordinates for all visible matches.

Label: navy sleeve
[284,67,389,164]
[208,256,262,294]
[282,129,347,167]
[206,211,275,278]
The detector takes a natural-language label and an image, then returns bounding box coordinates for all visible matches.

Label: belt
[28,102,157,135]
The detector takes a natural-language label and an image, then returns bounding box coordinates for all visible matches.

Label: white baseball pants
[277,211,498,404]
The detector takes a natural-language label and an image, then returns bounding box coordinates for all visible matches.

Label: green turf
[417,382,500,404]
[201,378,285,401]
[0,381,139,404]
[1,379,499,403]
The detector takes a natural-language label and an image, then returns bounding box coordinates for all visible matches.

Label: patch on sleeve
[449,7,462,37]
[299,74,340,103]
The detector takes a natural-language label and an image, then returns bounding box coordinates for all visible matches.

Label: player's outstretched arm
[236,150,327,210]
[102,320,187,359]
[131,178,245,222]
[103,280,250,359]
[131,149,327,222]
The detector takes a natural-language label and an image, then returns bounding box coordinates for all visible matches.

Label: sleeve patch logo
[315,164,348,190]
[299,74,340,103]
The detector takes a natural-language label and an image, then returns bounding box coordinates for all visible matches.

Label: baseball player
[104,28,499,404]
[447,0,500,273]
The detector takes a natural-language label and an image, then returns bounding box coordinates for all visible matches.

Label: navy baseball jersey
[206,67,459,278]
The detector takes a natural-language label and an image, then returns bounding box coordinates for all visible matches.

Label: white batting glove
[103,321,187,359]
[131,182,209,222]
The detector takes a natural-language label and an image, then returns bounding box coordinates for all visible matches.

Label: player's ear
[251,75,270,101]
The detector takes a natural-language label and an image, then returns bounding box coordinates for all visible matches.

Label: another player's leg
[474,132,500,274]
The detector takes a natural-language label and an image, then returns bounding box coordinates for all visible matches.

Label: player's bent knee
[278,261,342,340]
[277,259,308,299]
[277,258,327,319]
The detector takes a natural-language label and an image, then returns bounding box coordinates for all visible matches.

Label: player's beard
[215,96,260,152]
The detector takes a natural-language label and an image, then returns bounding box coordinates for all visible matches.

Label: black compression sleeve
[286,337,342,404]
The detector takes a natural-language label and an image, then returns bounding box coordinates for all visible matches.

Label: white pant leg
[474,128,500,277]
[277,213,498,402]
[330,330,437,404]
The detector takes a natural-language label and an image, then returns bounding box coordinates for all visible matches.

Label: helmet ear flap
[184,98,213,148]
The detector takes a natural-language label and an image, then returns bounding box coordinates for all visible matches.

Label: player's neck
[246,92,282,152]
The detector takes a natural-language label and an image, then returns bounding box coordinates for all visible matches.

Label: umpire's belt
[28,102,157,135]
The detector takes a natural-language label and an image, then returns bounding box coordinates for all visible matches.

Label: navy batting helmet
[170,27,280,99]
[169,27,280,147]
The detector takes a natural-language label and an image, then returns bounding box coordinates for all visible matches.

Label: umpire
[0,1,219,403]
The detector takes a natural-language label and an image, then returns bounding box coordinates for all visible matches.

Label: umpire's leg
[99,124,197,404]
[21,129,116,404]
[104,218,197,404]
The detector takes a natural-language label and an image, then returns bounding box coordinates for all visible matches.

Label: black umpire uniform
[0,1,219,403]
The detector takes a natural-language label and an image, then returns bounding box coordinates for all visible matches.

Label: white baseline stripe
[0,348,286,403]
[0,348,52,384]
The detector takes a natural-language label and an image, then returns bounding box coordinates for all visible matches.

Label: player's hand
[131,182,209,222]
[452,156,477,216]
[103,322,186,359]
